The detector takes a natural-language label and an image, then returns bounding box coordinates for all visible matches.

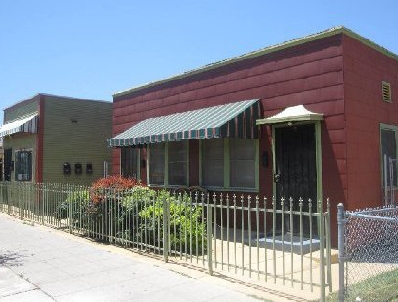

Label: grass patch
[326,268,398,301]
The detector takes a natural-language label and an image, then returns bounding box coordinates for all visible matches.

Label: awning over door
[256,105,323,125]
[108,99,261,147]
[0,114,39,138]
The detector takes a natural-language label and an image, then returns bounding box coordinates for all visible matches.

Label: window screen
[230,139,256,188]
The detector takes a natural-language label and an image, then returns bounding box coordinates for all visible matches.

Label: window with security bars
[15,150,32,181]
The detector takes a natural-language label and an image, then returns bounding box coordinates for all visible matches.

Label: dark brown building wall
[343,35,398,210]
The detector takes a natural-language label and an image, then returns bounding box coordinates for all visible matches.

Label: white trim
[257,105,323,125]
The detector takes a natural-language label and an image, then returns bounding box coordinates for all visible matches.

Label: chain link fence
[338,205,398,301]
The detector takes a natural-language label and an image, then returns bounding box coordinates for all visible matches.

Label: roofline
[4,93,110,111]
[114,26,398,99]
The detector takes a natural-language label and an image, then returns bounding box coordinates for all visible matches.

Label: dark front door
[275,124,317,235]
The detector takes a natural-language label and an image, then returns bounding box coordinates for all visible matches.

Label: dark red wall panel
[111,34,346,209]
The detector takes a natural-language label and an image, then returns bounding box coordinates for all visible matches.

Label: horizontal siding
[42,96,112,185]
[112,34,346,198]
[4,97,39,123]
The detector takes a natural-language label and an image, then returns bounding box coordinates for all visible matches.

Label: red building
[108,27,398,240]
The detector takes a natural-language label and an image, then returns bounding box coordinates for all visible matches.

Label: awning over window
[256,105,323,125]
[108,99,261,147]
[0,114,39,138]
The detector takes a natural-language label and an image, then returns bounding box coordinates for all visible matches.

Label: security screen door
[275,124,317,235]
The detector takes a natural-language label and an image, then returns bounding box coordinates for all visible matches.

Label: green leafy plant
[60,177,207,254]
[138,190,207,255]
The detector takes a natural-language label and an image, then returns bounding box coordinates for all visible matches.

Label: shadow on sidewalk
[0,250,26,267]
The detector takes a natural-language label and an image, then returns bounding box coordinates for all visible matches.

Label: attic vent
[382,81,392,102]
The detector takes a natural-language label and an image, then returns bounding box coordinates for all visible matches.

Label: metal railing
[0,182,332,301]
[337,204,398,301]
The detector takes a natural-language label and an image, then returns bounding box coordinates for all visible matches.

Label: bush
[55,189,96,230]
[138,190,206,255]
[90,175,141,203]
[61,177,207,255]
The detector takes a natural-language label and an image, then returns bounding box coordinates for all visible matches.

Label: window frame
[380,123,398,188]
[147,141,189,187]
[199,138,259,192]
[14,149,33,182]
[120,147,140,180]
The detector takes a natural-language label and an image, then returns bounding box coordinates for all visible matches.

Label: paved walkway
[0,212,335,301]
[0,213,266,302]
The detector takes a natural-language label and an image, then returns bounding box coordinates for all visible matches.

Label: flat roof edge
[113,26,398,99]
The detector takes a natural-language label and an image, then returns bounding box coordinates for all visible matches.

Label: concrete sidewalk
[0,213,266,302]
[0,212,334,301]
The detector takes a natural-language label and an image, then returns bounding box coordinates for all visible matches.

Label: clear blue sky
[1,1,397,121]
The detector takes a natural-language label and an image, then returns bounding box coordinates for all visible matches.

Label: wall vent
[382,81,392,102]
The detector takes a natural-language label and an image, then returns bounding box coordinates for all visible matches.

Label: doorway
[274,124,318,235]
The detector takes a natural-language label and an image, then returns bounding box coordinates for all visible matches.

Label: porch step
[310,249,339,264]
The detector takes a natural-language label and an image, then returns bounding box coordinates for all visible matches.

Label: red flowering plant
[86,175,151,242]
[90,175,142,203]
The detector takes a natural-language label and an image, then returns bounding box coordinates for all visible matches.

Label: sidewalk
[0,212,333,301]
[0,213,265,302]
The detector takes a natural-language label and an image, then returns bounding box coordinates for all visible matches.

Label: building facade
[109,27,398,241]
[1,93,112,185]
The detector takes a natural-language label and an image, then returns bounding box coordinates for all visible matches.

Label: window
[149,143,165,185]
[168,141,188,185]
[381,126,397,187]
[148,141,188,186]
[201,138,258,190]
[202,139,224,187]
[230,139,256,188]
[15,150,32,181]
[121,147,139,179]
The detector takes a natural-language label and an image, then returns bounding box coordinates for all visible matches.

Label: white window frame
[380,123,398,188]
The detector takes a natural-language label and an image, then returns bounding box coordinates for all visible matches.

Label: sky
[1,0,398,123]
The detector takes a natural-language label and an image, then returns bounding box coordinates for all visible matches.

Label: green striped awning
[108,99,261,147]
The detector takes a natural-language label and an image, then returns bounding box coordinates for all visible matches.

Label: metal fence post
[68,184,72,233]
[337,203,346,302]
[318,199,325,302]
[163,197,169,263]
[207,201,213,275]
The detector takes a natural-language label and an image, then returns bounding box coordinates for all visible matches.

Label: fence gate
[338,203,398,301]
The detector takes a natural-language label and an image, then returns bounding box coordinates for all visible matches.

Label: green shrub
[138,190,207,255]
[61,177,207,254]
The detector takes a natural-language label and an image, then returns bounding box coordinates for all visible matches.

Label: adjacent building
[0,93,112,185]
